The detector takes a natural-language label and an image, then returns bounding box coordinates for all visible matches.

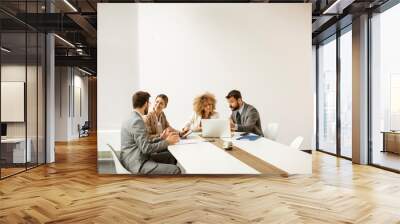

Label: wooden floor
[1,167,26,178]
[1,163,45,178]
[373,151,400,171]
[1,135,400,223]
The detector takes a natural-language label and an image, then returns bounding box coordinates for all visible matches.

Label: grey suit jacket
[231,103,263,136]
[120,111,169,174]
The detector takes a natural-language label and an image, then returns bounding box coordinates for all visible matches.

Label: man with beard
[120,91,181,174]
[226,90,264,136]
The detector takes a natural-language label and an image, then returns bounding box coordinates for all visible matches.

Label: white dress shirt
[183,112,220,131]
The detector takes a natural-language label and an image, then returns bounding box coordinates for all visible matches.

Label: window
[317,26,353,159]
[370,3,400,171]
[318,37,337,154]
[339,29,352,158]
[390,74,400,130]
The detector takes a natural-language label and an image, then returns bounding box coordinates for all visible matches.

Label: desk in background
[1,138,32,165]
[382,131,400,154]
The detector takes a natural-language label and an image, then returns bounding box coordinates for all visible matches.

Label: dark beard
[230,105,239,111]
[144,107,149,115]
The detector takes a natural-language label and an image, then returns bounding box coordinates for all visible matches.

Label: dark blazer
[231,103,263,136]
[120,111,169,173]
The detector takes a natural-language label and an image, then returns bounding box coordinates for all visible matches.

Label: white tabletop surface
[168,133,312,175]
[233,137,312,175]
[168,141,259,174]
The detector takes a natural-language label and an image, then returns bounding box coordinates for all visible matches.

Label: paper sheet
[175,139,206,145]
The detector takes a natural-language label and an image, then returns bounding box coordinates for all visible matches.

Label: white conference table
[168,141,259,174]
[168,133,312,175]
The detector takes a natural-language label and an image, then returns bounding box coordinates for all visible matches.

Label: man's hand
[230,118,235,129]
[166,132,180,145]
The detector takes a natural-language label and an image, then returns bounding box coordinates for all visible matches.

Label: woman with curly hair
[182,92,219,132]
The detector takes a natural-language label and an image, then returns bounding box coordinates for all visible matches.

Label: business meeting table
[168,132,312,175]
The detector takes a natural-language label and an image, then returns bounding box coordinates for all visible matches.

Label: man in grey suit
[226,90,264,136]
[120,91,181,174]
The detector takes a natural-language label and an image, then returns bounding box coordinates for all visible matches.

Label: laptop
[201,119,231,138]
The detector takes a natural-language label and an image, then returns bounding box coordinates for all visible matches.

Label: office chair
[79,121,90,138]
[107,144,131,174]
[263,123,279,141]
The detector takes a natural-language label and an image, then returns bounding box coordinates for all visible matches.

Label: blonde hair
[193,92,217,118]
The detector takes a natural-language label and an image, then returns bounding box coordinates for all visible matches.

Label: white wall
[55,67,69,141]
[72,74,89,138]
[98,4,139,151]
[98,3,313,151]
[54,67,89,141]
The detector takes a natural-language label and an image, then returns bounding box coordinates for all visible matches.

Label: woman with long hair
[144,94,177,139]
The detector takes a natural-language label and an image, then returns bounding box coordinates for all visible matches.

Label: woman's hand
[160,128,171,140]
[166,132,180,145]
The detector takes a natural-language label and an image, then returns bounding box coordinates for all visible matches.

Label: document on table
[176,139,206,145]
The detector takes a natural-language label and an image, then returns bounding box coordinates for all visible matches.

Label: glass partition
[27,31,38,169]
[0,1,46,179]
[0,31,28,177]
[38,32,45,165]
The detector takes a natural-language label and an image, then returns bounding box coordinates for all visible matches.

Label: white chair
[107,144,131,174]
[263,123,279,141]
[290,136,304,149]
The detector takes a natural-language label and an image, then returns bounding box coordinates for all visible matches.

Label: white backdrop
[98,3,313,151]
